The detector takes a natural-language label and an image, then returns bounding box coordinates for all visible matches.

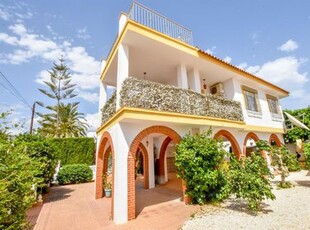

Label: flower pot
[104,188,112,198]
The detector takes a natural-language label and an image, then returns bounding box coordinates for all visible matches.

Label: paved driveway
[32,181,197,230]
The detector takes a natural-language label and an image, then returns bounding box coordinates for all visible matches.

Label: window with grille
[242,86,260,113]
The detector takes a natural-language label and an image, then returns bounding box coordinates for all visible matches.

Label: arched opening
[214,130,242,159]
[135,143,149,189]
[243,132,260,157]
[95,132,115,219]
[269,133,282,147]
[127,126,181,220]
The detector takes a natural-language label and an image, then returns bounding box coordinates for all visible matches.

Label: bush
[57,164,93,185]
[47,137,95,165]
[304,143,310,169]
[227,152,275,211]
[175,130,229,204]
[280,146,301,172]
[0,140,38,229]
[14,134,57,192]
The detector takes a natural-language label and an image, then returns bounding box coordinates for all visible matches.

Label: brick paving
[31,178,198,230]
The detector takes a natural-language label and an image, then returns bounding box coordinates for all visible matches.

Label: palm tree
[38,102,88,138]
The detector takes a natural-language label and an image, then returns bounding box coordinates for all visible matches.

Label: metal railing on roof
[128,2,193,45]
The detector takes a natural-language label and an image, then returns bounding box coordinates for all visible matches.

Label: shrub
[57,164,93,185]
[47,137,95,165]
[280,146,301,172]
[0,140,38,230]
[304,143,310,169]
[227,152,275,211]
[175,130,229,204]
[13,134,57,192]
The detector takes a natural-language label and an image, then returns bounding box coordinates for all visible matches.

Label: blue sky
[0,0,310,134]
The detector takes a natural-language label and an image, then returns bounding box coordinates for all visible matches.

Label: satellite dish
[284,112,310,131]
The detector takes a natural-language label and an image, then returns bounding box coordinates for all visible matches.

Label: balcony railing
[101,77,244,125]
[128,2,193,45]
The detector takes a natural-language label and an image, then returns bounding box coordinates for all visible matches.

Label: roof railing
[128,2,193,45]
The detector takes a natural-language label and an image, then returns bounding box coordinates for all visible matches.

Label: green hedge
[304,142,310,169]
[57,164,93,185]
[47,137,95,166]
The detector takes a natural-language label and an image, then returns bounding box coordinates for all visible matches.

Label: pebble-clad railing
[101,77,244,125]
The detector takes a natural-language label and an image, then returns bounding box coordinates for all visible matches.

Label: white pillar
[177,64,188,89]
[188,68,201,93]
[148,137,155,189]
[111,124,128,224]
[116,43,129,109]
[119,13,128,34]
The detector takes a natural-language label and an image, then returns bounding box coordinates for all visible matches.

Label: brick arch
[95,131,115,219]
[127,126,181,220]
[136,143,149,189]
[243,132,260,156]
[214,129,242,159]
[269,133,282,147]
[158,136,172,178]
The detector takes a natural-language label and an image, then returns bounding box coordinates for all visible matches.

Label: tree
[175,130,229,204]
[284,107,310,143]
[38,102,88,137]
[37,58,87,137]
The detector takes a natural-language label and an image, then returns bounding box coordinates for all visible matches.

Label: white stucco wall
[233,80,284,129]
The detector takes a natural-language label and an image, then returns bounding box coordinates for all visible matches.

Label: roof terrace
[128,2,193,45]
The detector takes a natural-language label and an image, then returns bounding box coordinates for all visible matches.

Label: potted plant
[103,172,112,198]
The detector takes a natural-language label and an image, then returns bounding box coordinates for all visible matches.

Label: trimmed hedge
[57,164,93,184]
[47,137,95,165]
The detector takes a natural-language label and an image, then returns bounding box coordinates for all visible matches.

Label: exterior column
[116,43,129,109]
[177,64,188,89]
[98,81,108,122]
[119,13,127,34]
[147,138,155,189]
[110,124,129,224]
[188,68,201,93]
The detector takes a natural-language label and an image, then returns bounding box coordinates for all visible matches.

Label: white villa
[95,2,289,224]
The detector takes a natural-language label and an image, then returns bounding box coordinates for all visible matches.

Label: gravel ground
[182,170,310,230]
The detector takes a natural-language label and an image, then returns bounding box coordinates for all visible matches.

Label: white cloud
[77,27,91,40]
[204,46,216,55]
[85,112,100,133]
[237,62,248,69]
[0,8,11,21]
[246,56,308,98]
[223,56,232,63]
[2,22,101,109]
[278,39,298,52]
[77,91,99,103]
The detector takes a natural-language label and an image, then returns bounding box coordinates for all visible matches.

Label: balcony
[101,77,244,125]
[128,2,193,45]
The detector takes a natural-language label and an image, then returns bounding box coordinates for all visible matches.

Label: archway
[95,131,115,219]
[135,143,149,189]
[214,130,242,159]
[243,132,260,157]
[158,136,172,184]
[269,133,282,147]
[127,126,181,220]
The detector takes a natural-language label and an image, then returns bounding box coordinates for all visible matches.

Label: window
[242,86,261,113]
[266,95,279,114]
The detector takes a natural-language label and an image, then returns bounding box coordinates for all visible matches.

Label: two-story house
[95,2,289,224]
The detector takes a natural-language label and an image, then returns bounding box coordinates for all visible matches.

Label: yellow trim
[243,125,284,134]
[100,18,289,96]
[96,107,285,135]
